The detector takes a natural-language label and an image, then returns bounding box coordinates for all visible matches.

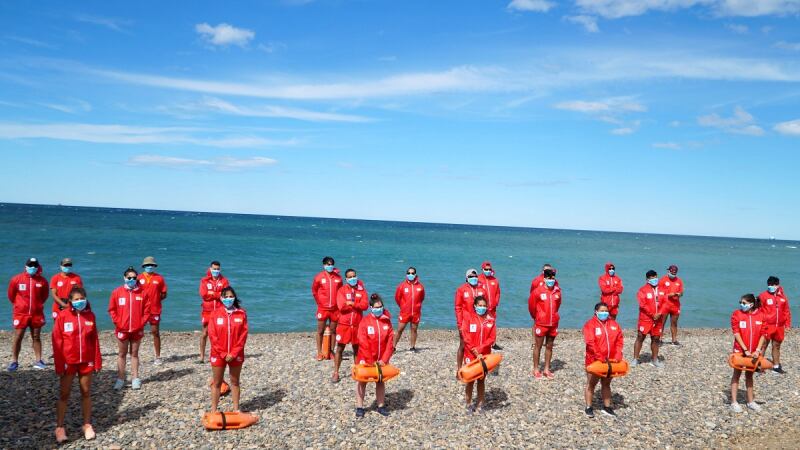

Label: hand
[653,314,661,321]
[347,301,354,306]
[474,351,483,359]
[752,350,761,358]
[225,355,234,362]
[743,350,751,357]
[376,361,385,367]
[609,359,619,363]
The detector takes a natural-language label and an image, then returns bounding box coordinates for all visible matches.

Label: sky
[1,0,799,240]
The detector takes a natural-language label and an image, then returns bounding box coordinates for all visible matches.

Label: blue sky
[1,0,799,239]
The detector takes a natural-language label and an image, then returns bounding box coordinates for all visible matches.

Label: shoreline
[1,328,797,449]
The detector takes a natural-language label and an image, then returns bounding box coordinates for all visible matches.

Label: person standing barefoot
[393,266,425,352]
[138,257,168,366]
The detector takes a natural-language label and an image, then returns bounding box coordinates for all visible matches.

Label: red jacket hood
[604,262,614,272]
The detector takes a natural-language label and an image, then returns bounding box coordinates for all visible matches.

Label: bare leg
[229,365,242,411]
[210,366,225,412]
[730,369,742,404]
[376,381,385,407]
[329,322,338,354]
[457,335,465,372]
[410,323,419,349]
[544,336,555,372]
[356,381,367,408]
[333,343,345,379]
[11,328,25,362]
[151,323,161,359]
[465,381,474,406]
[651,336,660,362]
[117,339,129,381]
[476,378,485,408]
[745,371,754,403]
[79,373,92,425]
[670,314,679,343]
[315,320,326,356]
[200,324,208,362]
[56,372,76,427]
[600,378,612,407]
[633,333,645,360]
[393,322,408,348]
[31,327,43,361]
[130,340,141,379]
[771,340,782,366]
[532,335,544,373]
[584,373,600,407]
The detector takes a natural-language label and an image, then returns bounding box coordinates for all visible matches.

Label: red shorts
[398,312,421,324]
[149,314,161,326]
[64,362,96,375]
[210,354,244,368]
[638,319,663,337]
[115,329,144,342]
[335,323,357,345]
[767,325,785,342]
[12,314,45,329]
[663,300,681,316]
[316,308,339,323]
[201,311,212,326]
[534,324,558,337]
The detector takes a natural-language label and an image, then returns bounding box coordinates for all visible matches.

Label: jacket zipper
[28,275,33,315]
[749,313,753,352]
[410,281,415,317]
[77,311,83,361]
[602,320,610,360]
[128,289,133,331]
[376,316,381,361]
[227,311,232,354]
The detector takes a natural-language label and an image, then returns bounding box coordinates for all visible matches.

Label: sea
[1,203,797,333]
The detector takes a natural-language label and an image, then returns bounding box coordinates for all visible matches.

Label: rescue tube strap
[479,357,489,377]
[606,361,612,378]
[219,411,227,430]
[376,363,383,383]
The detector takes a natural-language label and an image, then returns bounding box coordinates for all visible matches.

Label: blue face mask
[406,274,416,281]
[324,265,334,273]
[347,277,358,286]
[767,286,778,294]
[221,297,235,309]
[483,270,492,276]
[371,307,383,317]
[61,266,72,274]
[125,278,138,289]
[211,269,221,277]
[143,266,155,274]
[72,299,88,311]
[608,269,615,276]
[545,279,555,288]
[648,278,658,287]
[25,266,37,275]
[467,277,478,286]
[596,311,610,321]
[475,306,487,316]
[740,303,752,312]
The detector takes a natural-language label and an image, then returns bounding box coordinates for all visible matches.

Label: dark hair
[220,286,242,309]
[69,286,87,300]
[322,256,334,265]
[543,269,556,278]
[542,263,552,270]
[767,276,780,286]
[407,266,417,273]
[369,293,383,307]
[210,261,221,267]
[345,268,356,278]
[646,270,657,279]
[473,295,487,306]
[594,302,609,311]
[124,266,138,277]
[741,293,760,309]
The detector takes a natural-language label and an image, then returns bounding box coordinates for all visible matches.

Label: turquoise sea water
[0,203,797,333]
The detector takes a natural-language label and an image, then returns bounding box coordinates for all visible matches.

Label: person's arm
[494,282,501,309]
[454,288,463,328]
[7,276,16,303]
[230,313,248,357]
[394,283,403,308]
[782,297,792,329]
[208,313,221,355]
[337,291,351,314]
[617,279,624,295]
[613,327,624,362]
[528,292,537,320]
[52,314,65,374]
[90,312,102,372]
[142,291,151,326]
[107,292,118,327]
[599,277,615,295]
[582,322,598,362]
[419,284,425,303]
[50,288,65,309]
[160,277,168,300]
[480,321,497,355]
[355,290,369,312]
[311,275,321,302]
[730,313,750,356]
[355,321,368,358]
[380,326,394,364]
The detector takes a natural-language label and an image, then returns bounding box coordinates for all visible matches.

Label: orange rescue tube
[209,379,231,396]
[728,353,774,372]
[321,326,332,359]
[585,360,629,378]
[202,411,259,430]
[458,353,503,383]
[351,363,400,382]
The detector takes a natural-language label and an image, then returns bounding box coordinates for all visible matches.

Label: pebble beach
[1,328,797,449]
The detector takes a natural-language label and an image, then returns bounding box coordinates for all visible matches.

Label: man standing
[598,262,624,319]
[7,257,50,371]
[199,261,229,363]
[138,256,168,365]
[659,265,684,346]
[759,276,791,374]
[49,258,83,320]
[478,261,502,351]
[311,256,342,360]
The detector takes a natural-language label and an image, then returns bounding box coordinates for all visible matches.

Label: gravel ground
[0,328,797,449]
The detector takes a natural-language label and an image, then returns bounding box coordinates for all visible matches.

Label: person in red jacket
[208,287,248,413]
[199,261,230,363]
[729,294,769,413]
[633,270,666,368]
[759,276,792,374]
[528,269,561,379]
[460,296,496,414]
[138,256,168,366]
[454,269,487,374]
[52,287,101,443]
[7,257,50,371]
[659,264,684,346]
[583,302,624,418]
[598,262,624,319]
[108,267,150,391]
[50,257,83,320]
[311,256,342,360]
[393,266,425,351]
[354,293,395,418]
[333,268,368,383]
[478,261,502,351]
[530,263,559,293]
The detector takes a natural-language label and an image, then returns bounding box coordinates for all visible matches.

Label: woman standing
[108,267,150,391]
[208,287,248,413]
[393,266,425,351]
[354,294,395,418]
[729,294,768,412]
[333,269,368,383]
[460,296,496,414]
[582,302,623,418]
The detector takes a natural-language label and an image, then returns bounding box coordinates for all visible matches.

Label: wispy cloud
[38,99,92,114]
[5,35,58,49]
[129,154,277,171]
[507,0,556,12]
[195,23,255,47]
[698,106,765,135]
[74,14,131,32]
[165,97,372,123]
[726,23,749,34]
[775,41,800,51]
[555,97,645,134]
[575,0,800,19]
[565,15,599,32]
[652,142,682,150]
[774,119,800,136]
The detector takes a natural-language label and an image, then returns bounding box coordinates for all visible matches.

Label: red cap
[668,265,678,274]
[482,261,492,269]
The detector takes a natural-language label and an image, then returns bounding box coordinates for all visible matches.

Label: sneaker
[32,360,47,370]
[747,402,761,412]
[465,404,475,415]
[651,360,665,369]
[601,406,617,417]
[543,370,555,380]
[331,372,340,384]
[7,361,18,372]
[113,379,125,391]
[492,366,500,376]
[355,407,365,418]
[55,426,67,443]
[772,365,785,375]
[131,378,142,390]
[153,358,163,366]
[671,341,681,346]
[585,407,595,418]
[82,424,96,440]
[730,402,743,413]
[533,370,543,380]
[409,347,417,353]
[630,359,639,367]
[492,343,503,350]
[377,406,390,417]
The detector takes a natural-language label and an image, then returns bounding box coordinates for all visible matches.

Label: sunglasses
[407,272,416,275]
[125,276,137,280]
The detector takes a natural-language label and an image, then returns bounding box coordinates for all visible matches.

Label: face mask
[72,299,88,311]
[371,307,384,317]
[221,297,235,309]
[545,279,555,288]
[767,286,778,294]
[211,269,221,277]
[61,266,72,274]
[125,278,138,289]
[25,266,37,275]
[596,311,610,321]
[324,265,334,273]
[406,274,416,281]
[347,277,358,286]
[143,266,155,274]
[467,277,478,286]
[475,306,487,316]
[608,269,615,276]
[668,273,677,279]
[483,270,492,276]
[648,278,658,287]
[740,303,752,312]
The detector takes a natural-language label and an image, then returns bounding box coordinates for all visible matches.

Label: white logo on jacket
[367,326,375,335]
[19,284,26,291]
[217,318,224,325]
[57,281,64,287]
[540,293,547,300]
[595,327,602,336]
[469,324,477,332]
[118,297,126,306]
[740,321,747,328]
[64,322,74,332]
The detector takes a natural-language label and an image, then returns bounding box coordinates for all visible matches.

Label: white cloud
[129,154,277,171]
[652,142,682,149]
[195,23,255,47]
[74,14,131,32]
[169,96,372,122]
[775,41,800,51]
[698,106,765,135]
[5,35,58,49]
[39,99,92,114]
[774,119,800,135]
[507,0,556,12]
[726,23,749,33]
[566,15,600,32]
[575,0,800,19]
[610,126,635,135]
[554,97,646,113]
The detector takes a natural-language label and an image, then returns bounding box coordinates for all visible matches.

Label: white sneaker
[113,379,125,391]
[131,378,142,390]
[630,359,639,367]
[730,403,743,413]
[746,402,761,412]
[651,360,665,369]
[153,358,163,366]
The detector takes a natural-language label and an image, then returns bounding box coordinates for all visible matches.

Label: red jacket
[312,269,343,311]
[477,273,501,313]
[637,285,666,321]
[52,306,102,374]
[731,309,768,353]
[208,307,248,359]
[138,272,167,315]
[50,272,83,313]
[355,311,394,365]
[454,282,487,329]
[598,263,623,310]
[108,285,150,332]
[582,316,624,366]
[460,310,496,360]
[199,270,230,313]
[7,267,49,316]
[394,278,425,319]
[758,290,792,328]
[530,272,559,293]
[528,284,562,327]
[659,275,684,302]
[336,281,368,327]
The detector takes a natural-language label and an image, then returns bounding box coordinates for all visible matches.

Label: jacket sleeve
[355,290,369,312]
[480,322,497,354]
[394,283,403,308]
[356,320,368,350]
[599,277,615,295]
[380,326,394,364]
[231,313,248,356]
[582,322,597,362]
[730,312,740,335]
[419,284,426,303]
[786,298,792,328]
[617,279,624,295]
[160,277,168,299]
[454,288,463,327]
[637,289,648,316]
[199,279,210,302]
[613,327,624,361]
[52,314,65,374]
[494,282,501,308]
[142,291,151,325]
[311,275,321,302]
[528,292,537,320]
[93,326,102,372]
[7,276,16,303]
[657,293,669,315]
[208,313,221,355]
[337,290,351,315]
[108,292,118,328]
